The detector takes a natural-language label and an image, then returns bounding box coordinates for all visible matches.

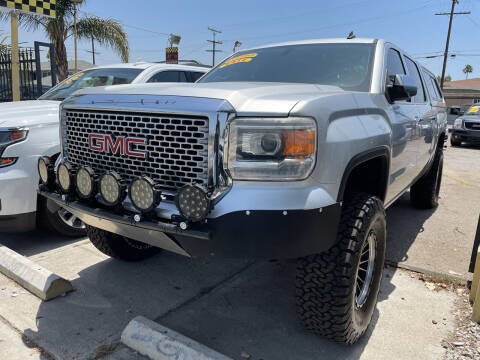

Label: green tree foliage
[1,0,129,81]
[437,74,452,83]
[463,64,473,80]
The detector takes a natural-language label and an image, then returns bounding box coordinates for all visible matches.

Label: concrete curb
[385,260,470,281]
[0,246,73,301]
[121,316,232,360]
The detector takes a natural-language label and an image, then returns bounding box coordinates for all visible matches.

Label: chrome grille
[465,121,480,131]
[63,109,209,195]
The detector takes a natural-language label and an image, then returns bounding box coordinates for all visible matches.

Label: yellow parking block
[472,248,480,324]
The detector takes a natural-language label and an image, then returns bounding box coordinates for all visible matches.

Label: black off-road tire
[410,148,444,209]
[450,138,461,147]
[296,193,386,344]
[86,225,161,261]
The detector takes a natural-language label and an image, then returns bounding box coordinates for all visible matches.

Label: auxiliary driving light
[99,171,126,206]
[175,184,211,222]
[38,156,55,186]
[76,166,96,199]
[57,162,75,193]
[129,176,161,213]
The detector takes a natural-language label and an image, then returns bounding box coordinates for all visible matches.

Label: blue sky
[1,0,479,80]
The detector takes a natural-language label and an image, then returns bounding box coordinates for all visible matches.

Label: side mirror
[387,74,417,102]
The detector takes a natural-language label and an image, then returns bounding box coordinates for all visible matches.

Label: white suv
[0,62,207,236]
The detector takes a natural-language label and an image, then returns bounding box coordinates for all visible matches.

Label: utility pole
[86,37,100,65]
[206,27,222,67]
[436,0,470,89]
[10,11,20,101]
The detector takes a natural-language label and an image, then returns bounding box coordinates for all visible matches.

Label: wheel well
[437,132,446,148]
[338,152,389,203]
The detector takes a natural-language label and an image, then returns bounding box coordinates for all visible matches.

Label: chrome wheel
[355,230,376,307]
[57,208,85,230]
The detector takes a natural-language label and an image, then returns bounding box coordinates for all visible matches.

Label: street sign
[166,47,178,64]
[0,0,56,18]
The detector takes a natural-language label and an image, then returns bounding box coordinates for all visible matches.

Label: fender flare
[337,146,391,202]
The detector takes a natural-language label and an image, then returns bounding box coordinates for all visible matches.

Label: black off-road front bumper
[39,190,341,259]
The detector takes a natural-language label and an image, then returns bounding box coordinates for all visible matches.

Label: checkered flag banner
[0,0,56,18]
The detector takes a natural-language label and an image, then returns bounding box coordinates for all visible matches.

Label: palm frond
[75,17,129,62]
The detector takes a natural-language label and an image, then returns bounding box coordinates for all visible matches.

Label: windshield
[39,68,144,101]
[199,43,375,91]
[466,105,480,115]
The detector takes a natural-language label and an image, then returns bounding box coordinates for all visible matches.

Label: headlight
[0,128,28,166]
[0,128,28,147]
[226,117,317,180]
[454,118,463,129]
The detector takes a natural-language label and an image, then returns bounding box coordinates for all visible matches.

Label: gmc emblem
[88,134,147,159]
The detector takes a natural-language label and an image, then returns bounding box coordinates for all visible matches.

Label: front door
[402,56,434,172]
[384,47,419,203]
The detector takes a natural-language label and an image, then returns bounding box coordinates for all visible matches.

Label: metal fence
[0,43,56,102]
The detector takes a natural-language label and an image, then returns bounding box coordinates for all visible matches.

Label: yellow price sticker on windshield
[64,73,85,84]
[220,53,257,68]
[467,106,480,113]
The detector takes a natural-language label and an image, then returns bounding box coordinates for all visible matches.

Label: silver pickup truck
[38,38,447,344]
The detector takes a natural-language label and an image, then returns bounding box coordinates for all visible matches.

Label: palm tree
[0,30,8,54]
[463,64,473,80]
[0,0,129,81]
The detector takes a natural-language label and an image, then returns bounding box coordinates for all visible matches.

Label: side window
[424,72,437,101]
[404,56,425,103]
[432,77,443,99]
[190,72,205,82]
[423,71,443,101]
[179,71,188,82]
[386,48,406,78]
[147,71,180,83]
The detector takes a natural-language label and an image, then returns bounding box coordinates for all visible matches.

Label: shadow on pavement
[386,192,437,264]
[22,250,398,360]
[0,228,82,257]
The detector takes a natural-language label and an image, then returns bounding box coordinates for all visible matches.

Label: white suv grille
[63,109,209,195]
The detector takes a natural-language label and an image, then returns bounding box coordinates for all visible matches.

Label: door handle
[415,116,436,122]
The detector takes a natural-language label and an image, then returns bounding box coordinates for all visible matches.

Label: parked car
[0,63,207,236]
[38,38,446,343]
[451,103,480,146]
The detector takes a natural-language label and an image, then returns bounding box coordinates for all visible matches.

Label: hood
[73,82,344,116]
[461,114,480,122]
[0,100,60,128]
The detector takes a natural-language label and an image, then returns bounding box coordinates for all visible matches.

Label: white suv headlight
[454,118,463,129]
[226,117,317,180]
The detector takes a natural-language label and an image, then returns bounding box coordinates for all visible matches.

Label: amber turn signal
[282,130,315,157]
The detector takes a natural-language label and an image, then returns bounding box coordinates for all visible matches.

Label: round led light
[175,184,211,222]
[129,176,161,213]
[99,171,125,206]
[76,166,96,199]
[57,162,75,193]
[38,156,54,186]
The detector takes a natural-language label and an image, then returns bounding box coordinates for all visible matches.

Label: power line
[206,27,222,67]
[435,0,470,89]
[222,0,435,42]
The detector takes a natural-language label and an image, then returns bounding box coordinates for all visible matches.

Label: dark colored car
[451,103,480,146]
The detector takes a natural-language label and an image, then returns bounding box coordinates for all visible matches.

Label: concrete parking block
[121,316,232,360]
[0,245,73,301]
